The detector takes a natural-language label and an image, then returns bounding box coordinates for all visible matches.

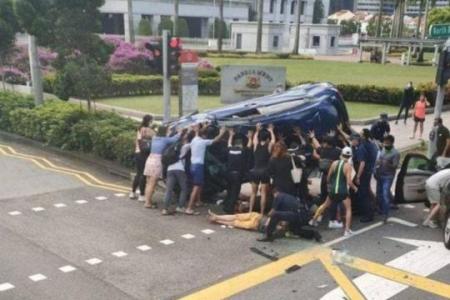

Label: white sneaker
[176,207,185,213]
[344,230,354,237]
[317,215,323,223]
[423,220,438,229]
[309,219,318,227]
[328,221,344,229]
[138,195,145,202]
[129,192,137,200]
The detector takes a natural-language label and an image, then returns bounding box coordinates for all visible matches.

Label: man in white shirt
[423,169,450,228]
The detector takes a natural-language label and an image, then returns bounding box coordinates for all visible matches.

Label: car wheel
[444,211,450,250]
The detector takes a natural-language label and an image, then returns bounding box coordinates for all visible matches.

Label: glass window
[273,35,279,48]
[290,0,296,15]
[236,33,242,49]
[280,0,286,14]
[270,0,275,13]
[313,36,320,47]
[330,36,335,47]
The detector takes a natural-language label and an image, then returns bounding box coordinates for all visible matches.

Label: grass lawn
[207,57,435,88]
[96,95,399,120]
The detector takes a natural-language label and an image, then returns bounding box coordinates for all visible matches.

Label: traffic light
[144,41,163,74]
[168,37,182,76]
[436,50,450,86]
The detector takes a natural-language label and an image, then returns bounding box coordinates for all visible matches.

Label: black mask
[384,145,393,150]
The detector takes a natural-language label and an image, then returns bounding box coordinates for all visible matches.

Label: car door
[395,153,435,204]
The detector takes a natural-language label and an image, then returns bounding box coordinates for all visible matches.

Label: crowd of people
[128,83,450,242]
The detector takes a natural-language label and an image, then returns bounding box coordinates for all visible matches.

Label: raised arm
[213,127,227,144]
[268,124,276,152]
[247,129,254,149]
[253,123,261,151]
[309,130,321,150]
[227,128,235,148]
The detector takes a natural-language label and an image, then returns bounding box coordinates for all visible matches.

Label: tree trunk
[28,35,44,106]
[218,0,224,52]
[376,0,384,37]
[0,57,6,91]
[173,0,179,36]
[126,0,135,43]
[415,0,424,38]
[418,0,432,62]
[292,0,302,55]
[256,0,264,54]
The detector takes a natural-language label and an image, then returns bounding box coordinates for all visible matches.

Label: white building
[263,0,330,24]
[230,22,340,55]
[356,0,394,14]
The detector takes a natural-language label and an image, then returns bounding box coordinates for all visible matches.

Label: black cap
[350,133,361,140]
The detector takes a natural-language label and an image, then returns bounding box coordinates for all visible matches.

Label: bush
[138,18,152,36]
[0,67,28,85]
[0,91,34,131]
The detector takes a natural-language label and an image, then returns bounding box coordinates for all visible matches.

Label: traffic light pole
[163,30,171,123]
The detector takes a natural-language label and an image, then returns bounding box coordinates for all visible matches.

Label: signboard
[429,24,450,39]
[220,65,286,103]
[180,63,198,115]
[179,50,199,64]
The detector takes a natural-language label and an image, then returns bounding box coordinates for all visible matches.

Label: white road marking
[95,196,108,201]
[387,217,418,227]
[29,274,47,282]
[220,225,226,228]
[53,203,67,208]
[321,237,450,300]
[8,211,22,216]
[85,258,102,265]
[112,251,128,258]
[402,204,416,209]
[0,283,14,292]
[160,239,175,245]
[114,193,126,197]
[59,265,77,273]
[32,207,45,212]
[423,208,430,212]
[323,222,384,247]
[182,234,195,239]
[137,245,152,251]
[201,229,215,235]
[75,200,88,204]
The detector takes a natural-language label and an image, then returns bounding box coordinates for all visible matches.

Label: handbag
[291,156,302,184]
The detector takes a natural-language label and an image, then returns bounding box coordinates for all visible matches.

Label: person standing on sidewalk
[130,115,155,201]
[395,82,414,125]
[410,93,431,140]
[428,118,450,160]
[375,135,400,223]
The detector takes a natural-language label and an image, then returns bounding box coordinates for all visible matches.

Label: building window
[290,0,296,15]
[330,36,335,47]
[280,0,286,14]
[300,0,305,14]
[270,0,275,13]
[313,36,320,47]
[236,33,242,49]
[273,35,279,48]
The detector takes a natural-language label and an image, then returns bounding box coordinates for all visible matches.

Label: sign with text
[181,63,198,115]
[220,65,286,103]
[429,24,450,38]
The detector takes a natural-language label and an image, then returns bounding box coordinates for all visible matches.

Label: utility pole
[163,30,171,123]
[256,0,264,54]
[218,0,224,52]
[376,0,384,37]
[125,0,135,43]
[173,0,179,36]
[28,35,43,106]
[292,0,302,55]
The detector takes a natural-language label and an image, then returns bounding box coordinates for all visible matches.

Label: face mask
[384,145,393,151]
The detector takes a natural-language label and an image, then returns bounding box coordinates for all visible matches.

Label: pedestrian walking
[130,115,155,201]
[395,82,414,125]
[375,135,400,222]
[410,93,431,140]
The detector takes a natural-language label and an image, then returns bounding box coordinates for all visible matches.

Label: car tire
[444,211,450,250]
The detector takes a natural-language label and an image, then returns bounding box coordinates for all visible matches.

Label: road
[0,138,449,300]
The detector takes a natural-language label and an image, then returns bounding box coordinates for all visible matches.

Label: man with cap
[309,147,358,236]
[370,113,391,146]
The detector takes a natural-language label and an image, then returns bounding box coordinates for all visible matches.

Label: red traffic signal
[170,37,182,49]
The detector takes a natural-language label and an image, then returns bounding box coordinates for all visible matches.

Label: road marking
[29,274,47,282]
[201,229,215,235]
[323,221,384,247]
[8,211,22,216]
[32,207,45,212]
[137,245,152,251]
[387,217,418,227]
[95,196,108,201]
[112,251,128,258]
[53,203,67,208]
[0,283,14,292]
[321,237,450,300]
[85,258,102,265]
[423,208,430,212]
[59,265,77,273]
[182,234,195,239]
[75,200,88,204]
[160,239,175,245]
[402,204,416,209]
[114,193,126,197]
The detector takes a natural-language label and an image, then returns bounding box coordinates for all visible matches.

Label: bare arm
[442,138,450,156]
[253,123,261,151]
[268,124,276,152]
[135,129,141,152]
[346,163,358,191]
[327,161,337,184]
[308,131,321,150]
[213,127,227,144]
[247,130,254,149]
[227,129,234,148]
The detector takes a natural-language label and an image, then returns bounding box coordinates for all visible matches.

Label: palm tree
[173,0,179,36]
[376,0,385,37]
[391,0,406,38]
[218,0,224,52]
[256,0,264,54]
[292,0,302,55]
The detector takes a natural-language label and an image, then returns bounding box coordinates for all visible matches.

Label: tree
[176,18,190,37]
[340,20,359,35]
[428,6,450,28]
[0,0,20,90]
[138,18,152,36]
[292,0,302,55]
[367,16,392,37]
[218,0,224,53]
[209,19,229,39]
[312,0,324,24]
[158,17,173,35]
[256,0,264,54]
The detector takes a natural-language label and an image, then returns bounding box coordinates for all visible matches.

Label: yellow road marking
[0,144,129,190]
[0,148,128,193]
[344,256,450,299]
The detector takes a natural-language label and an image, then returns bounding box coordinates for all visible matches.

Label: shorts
[190,164,205,186]
[426,185,440,204]
[414,116,425,123]
[250,168,270,184]
[329,193,349,203]
[143,154,162,178]
[234,212,262,230]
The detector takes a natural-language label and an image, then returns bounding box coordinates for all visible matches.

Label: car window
[407,156,434,172]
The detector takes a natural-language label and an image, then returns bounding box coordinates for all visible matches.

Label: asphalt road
[0,138,449,300]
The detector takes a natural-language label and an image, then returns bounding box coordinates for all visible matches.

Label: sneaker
[328,221,344,229]
[344,230,354,237]
[309,219,318,227]
[138,195,145,202]
[422,220,438,229]
[129,192,137,200]
[175,207,185,213]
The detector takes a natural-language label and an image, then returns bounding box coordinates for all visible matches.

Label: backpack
[162,141,182,167]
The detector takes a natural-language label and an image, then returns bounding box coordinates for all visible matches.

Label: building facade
[356,0,450,16]
[262,0,330,24]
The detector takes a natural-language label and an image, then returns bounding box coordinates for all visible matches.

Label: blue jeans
[376,176,394,218]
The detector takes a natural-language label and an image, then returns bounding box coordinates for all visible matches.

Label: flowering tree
[106,39,154,74]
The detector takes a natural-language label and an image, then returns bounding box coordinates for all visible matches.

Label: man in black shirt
[370,113,391,145]
[395,82,414,125]
[429,118,450,160]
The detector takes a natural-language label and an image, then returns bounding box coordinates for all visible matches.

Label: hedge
[0,92,137,168]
